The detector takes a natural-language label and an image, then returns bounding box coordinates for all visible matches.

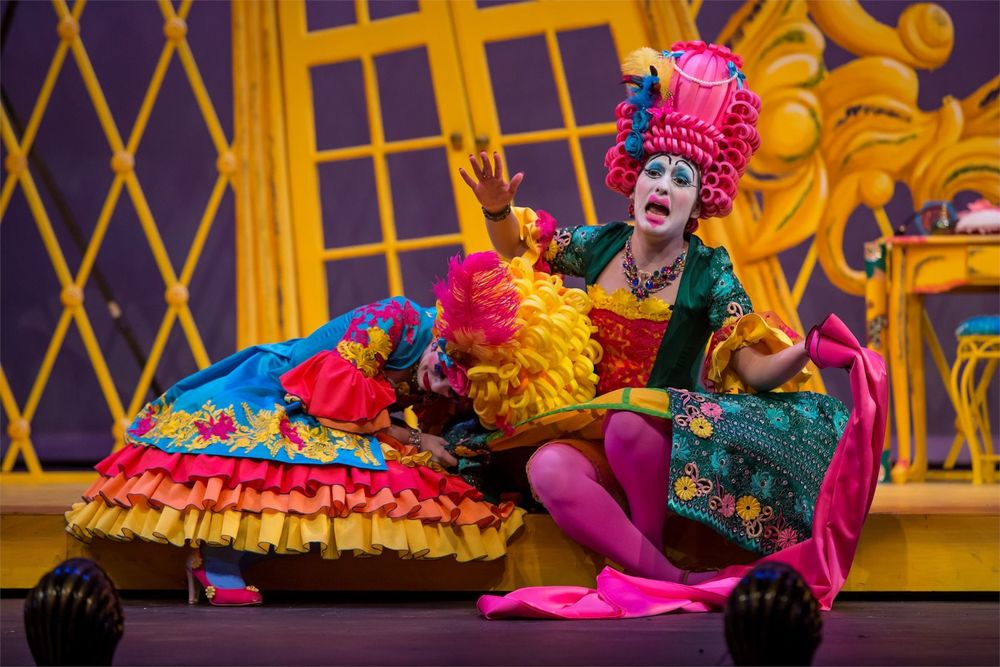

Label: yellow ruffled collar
[587,284,673,322]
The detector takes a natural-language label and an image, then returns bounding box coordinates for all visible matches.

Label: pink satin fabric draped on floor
[478,314,888,619]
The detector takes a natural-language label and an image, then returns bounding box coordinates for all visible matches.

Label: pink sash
[478,314,888,619]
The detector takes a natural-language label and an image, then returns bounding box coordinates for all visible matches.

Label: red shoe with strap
[186,553,263,607]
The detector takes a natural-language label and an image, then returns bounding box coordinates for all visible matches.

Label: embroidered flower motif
[278,417,304,450]
[775,526,799,549]
[337,340,376,376]
[672,439,691,460]
[709,450,730,476]
[701,402,723,420]
[131,405,158,436]
[366,327,393,360]
[711,272,736,299]
[751,471,774,499]
[195,413,236,442]
[795,496,814,524]
[721,400,743,414]
[674,476,698,501]
[765,407,790,431]
[736,495,761,521]
[793,402,819,420]
[689,416,714,439]
[833,410,849,433]
[718,493,736,517]
[337,326,394,378]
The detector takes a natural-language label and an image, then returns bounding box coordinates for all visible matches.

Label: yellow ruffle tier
[65,499,525,562]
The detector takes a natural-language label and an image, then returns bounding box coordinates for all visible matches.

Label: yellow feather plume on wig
[621,46,673,100]
[463,256,603,432]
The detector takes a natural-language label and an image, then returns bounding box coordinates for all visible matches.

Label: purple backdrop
[1,0,997,466]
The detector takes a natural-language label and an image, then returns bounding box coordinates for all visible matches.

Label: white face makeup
[416,342,454,397]
[632,153,701,241]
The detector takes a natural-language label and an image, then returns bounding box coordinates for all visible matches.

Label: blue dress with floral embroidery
[128,297,438,470]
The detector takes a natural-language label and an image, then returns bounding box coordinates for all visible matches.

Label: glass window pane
[581,134,626,223]
[306,0,356,31]
[326,256,389,316]
[311,60,370,150]
[557,25,622,127]
[486,35,562,134]
[318,158,383,248]
[477,0,533,8]
[400,245,464,308]
[375,47,441,142]
[388,149,460,240]
[369,0,419,21]
[503,140,584,226]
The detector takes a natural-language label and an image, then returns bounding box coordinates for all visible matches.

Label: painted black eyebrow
[645,155,694,173]
[675,158,695,173]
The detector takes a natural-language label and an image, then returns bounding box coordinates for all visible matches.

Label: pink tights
[527,411,692,582]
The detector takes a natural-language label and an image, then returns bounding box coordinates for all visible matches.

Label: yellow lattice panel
[1,0,236,478]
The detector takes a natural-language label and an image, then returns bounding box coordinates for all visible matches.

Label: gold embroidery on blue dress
[128,400,381,465]
[336,326,393,377]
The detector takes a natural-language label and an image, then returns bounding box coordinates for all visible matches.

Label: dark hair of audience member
[724,561,822,666]
[24,558,124,666]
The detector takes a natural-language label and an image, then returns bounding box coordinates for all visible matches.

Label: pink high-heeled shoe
[186,553,262,607]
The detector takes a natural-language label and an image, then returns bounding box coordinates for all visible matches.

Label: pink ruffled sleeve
[279,350,396,427]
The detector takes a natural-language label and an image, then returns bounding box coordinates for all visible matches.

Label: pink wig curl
[604,41,761,220]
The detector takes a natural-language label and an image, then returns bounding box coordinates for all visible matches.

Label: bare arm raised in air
[459,151,526,259]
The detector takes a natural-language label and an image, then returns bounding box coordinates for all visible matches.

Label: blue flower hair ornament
[621,65,662,162]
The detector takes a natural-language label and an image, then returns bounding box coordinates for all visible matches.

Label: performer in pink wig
[459,41,888,618]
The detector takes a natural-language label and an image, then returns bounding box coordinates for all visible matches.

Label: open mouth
[644,195,671,222]
[422,373,431,392]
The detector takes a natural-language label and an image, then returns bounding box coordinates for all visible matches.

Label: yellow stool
[945,316,1000,484]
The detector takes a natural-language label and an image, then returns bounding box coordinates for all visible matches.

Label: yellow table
[864,235,1000,483]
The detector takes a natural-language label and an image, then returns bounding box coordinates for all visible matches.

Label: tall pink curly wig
[604,41,761,221]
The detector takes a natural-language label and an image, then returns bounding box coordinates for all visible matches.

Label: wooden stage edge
[2,480,998,593]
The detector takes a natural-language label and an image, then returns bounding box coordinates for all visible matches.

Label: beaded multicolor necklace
[622,236,686,300]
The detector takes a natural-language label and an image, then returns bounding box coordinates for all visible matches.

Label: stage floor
[1,597,998,666]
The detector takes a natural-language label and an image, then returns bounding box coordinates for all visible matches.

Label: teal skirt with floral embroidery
[667,388,848,556]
